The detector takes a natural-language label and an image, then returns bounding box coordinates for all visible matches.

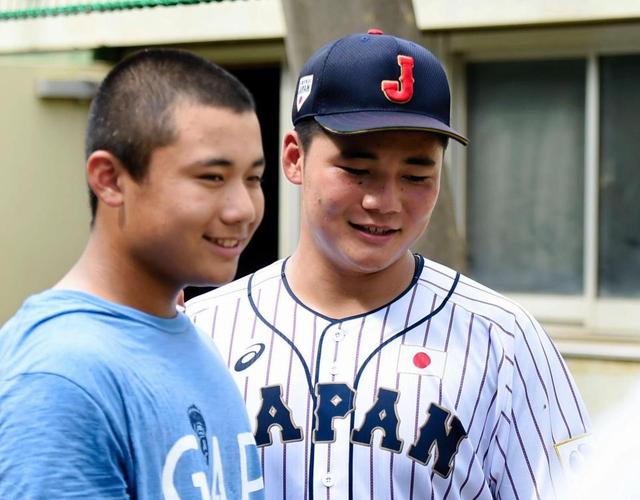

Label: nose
[220,181,261,226]
[361,178,401,214]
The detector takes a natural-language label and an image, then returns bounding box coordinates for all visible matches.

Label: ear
[86,151,126,208]
[281,131,304,185]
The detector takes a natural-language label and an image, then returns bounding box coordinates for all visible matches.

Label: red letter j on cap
[381,55,415,103]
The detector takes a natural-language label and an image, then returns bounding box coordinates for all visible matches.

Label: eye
[404,175,429,183]
[247,174,264,184]
[198,173,224,182]
[339,166,368,176]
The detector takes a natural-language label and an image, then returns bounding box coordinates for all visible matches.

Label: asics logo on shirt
[234,343,266,372]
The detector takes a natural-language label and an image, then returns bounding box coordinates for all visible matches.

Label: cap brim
[315,111,468,146]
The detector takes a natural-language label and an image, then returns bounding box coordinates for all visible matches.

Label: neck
[285,249,417,319]
[55,230,180,318]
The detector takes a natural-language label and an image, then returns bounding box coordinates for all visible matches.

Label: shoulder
[186,259,285,318]
[0,292,130,390]
[417,257,548,347]
[186,274,252,315]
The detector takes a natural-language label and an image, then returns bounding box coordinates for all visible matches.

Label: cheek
[310,168,357,210]
[407,186,439,219]
[324,182,358,211]
[253,191,266,225]
[303,173,358,224]
[318,193,347,219]
[134,181,193,222]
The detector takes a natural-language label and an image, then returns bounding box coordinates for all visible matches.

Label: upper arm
[497,315,591,499]
[0,372,130,499]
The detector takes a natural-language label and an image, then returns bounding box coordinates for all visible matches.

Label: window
[463,51,640,335]
[598,55,640,298]
[467,60,586,295]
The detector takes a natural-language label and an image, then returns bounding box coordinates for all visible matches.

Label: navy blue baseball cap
[292,29,468,145]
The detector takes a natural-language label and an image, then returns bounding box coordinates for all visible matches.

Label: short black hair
[294,118,325,153]
[86,48,255,220]
[294,118,449,153]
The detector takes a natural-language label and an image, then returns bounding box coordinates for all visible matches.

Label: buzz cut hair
[85,48,255,220]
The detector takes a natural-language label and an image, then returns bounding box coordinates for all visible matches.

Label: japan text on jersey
[187,256,590,500]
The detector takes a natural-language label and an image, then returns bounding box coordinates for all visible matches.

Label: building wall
[0,58,108,324]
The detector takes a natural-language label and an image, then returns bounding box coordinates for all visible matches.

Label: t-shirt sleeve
[497,313,591,499]
[0,372,130,499]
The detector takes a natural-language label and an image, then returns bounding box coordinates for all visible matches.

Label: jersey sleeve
[496,312,591,499]
[0,372,130,498]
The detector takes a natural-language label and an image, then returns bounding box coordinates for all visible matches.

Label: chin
[209,273,238,287]
[344,258,395,275]
[346,252,408,275]
[357,263,393,275]
[190,267,238,287]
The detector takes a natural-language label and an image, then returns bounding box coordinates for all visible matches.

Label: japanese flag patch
[296,75,313,111]
[397,344,447,378]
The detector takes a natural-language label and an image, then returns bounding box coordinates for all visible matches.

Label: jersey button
[333,329,346,341]
[330,363,340,375]
[322,473,335,487]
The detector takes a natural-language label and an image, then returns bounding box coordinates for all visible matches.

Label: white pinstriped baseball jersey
[187,254,590,500]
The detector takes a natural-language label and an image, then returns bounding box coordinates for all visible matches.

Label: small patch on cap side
[296,75,314,111]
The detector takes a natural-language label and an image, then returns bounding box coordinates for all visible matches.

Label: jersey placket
[311,321,356,499]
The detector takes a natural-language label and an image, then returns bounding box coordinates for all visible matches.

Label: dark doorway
[184,64,281,301]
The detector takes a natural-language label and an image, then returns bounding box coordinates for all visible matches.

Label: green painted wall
[0,60,108,324]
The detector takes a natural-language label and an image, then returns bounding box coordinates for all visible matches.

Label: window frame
[443,23,640,342]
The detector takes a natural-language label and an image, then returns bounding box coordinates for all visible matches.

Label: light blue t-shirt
[0,290,264,499]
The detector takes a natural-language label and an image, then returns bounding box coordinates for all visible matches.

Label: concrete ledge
[553,332,640,362]
[415,0,640,31]
[0,0,284,53]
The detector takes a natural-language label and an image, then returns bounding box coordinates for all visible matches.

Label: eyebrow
[339,150,377,161]
[197,157,266,168]
[405,156,436,166]
[339,150,436,167]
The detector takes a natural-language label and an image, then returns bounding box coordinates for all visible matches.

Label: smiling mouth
[204,236,241,248]
[349,223,398,235]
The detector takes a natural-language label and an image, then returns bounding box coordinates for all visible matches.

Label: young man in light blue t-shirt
[0,49,266,499]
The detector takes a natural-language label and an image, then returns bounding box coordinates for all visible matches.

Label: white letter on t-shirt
[162,435,199,500]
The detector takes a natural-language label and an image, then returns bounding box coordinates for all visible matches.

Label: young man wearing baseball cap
[187,31,590,499]
[0,49,265,498]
